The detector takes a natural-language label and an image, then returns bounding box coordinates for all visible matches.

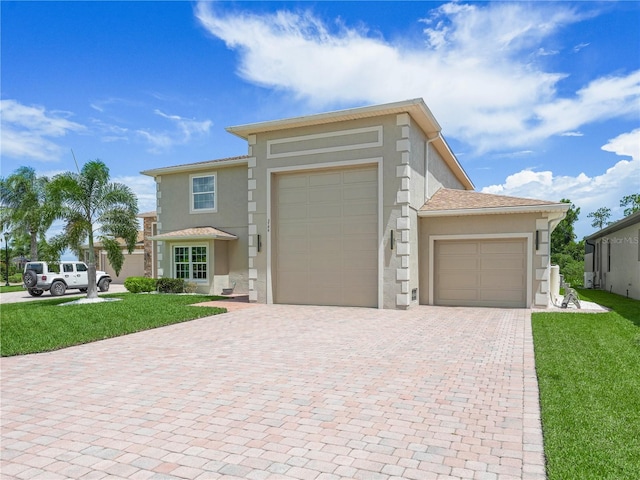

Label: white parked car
[22,261,111,297]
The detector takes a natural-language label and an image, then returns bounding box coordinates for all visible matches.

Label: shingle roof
[137,211,157,218]
[420,188,565,214]
[141,155,250,177]
[149,227,238,241]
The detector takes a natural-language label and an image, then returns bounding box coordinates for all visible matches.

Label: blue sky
[2,0,639,240]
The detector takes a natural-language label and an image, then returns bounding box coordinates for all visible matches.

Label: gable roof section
[419,188,569,217]
[585,210,640,240]
[226,98,473,190]
[148,226,238,241]
[141,155,249,177]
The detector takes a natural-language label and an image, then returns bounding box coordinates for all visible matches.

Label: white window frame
[190,173,217,214]
[172,244,208,283]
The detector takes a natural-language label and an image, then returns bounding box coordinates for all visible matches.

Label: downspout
[424,134,440,202]
[585,239,595,273]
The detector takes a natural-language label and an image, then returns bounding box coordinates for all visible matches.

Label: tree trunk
[30,230,38,261]
[86,233,98,299]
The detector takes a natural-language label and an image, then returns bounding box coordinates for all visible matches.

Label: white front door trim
[429,233,533,307]
[266,157,384,308]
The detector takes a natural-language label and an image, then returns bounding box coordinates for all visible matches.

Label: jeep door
[61,263,81,288]
[74,263,89,288]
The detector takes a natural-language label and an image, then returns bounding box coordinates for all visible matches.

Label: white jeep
[22,261,111,297]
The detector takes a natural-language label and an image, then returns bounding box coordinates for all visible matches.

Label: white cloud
[113,175,157,214]
[0,99,85,161]
[136,110,212,153]
[482,129,640,238]
[194,1,638,153]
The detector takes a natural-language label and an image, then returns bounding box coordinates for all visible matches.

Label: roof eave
[418,203,570,217]
[141,157,249,177]
[585,211,640,240]
[226,98,440,139]
[148,234,238,241]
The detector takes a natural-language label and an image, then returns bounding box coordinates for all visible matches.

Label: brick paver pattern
[1,305,545,479]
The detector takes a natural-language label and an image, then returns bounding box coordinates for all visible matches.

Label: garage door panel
[480,256,525,270]
[278,204,308,219]
[435,239,527,308]
[439,242,478,255]
[309,204,342,219]
[438,256,480,270]
[279,175,308,189]
[438,289,478,301]
[308,186,342,203]
[344,184,378,200]
[278,189,308,205]
[276,165,378,307]
[480,272,525,288]
[309,172,342,186]
[344,168,377,184]
[480,241,525,254]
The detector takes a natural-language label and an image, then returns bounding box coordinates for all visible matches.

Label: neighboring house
[81,211,158,283]
[142,98,568,309]
[584,211,640,300]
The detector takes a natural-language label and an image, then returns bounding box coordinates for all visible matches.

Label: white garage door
[275,165,378,307]
[435,238,527,308]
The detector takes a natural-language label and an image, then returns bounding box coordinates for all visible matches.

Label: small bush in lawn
[184,281,198,293]
[157,278,185,293]
[9,273,23,283]
[124,276,157,293]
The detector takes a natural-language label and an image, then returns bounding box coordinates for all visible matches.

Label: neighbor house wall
[590,223,640,300]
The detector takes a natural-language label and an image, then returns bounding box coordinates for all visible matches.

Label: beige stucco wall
[154,164,249,294]
[419,212,555,307]
[588,223,639,300]
[248,114,412,308]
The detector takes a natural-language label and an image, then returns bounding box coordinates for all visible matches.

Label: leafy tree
[551,199,579,255]
[50,160,138,299]
[587,207,611,229]
[550,199,584,286]
[0,167,58,261]
[620,194,640,216]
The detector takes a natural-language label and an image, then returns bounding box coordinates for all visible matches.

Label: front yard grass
[0,285,24,294]
[532,289,640,479]
[1,293,226,357]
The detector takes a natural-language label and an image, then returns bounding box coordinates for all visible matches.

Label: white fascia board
[148,235,237,241]
[418,203,570,217]
[141,158,248,177]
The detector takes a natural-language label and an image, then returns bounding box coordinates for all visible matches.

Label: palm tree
[0,166,57,261]
[50,160,139,299]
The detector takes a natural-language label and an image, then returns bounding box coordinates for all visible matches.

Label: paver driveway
[1,305,545,480]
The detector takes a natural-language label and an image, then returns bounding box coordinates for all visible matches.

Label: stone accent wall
[395,114,411,309]
[143,216,155,277]
[246,135,258,303]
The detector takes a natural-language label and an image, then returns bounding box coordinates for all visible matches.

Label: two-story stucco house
[142,98,568,309]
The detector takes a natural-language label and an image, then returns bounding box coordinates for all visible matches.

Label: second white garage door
[434,238,527,308]
[274,165,378,307]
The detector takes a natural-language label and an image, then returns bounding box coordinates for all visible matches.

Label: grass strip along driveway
[532,289,640,480]
[1,293,226,357]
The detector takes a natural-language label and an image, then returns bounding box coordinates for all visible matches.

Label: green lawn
[532,289,640,480]
[1,293,227,356]
[0,285,24,294]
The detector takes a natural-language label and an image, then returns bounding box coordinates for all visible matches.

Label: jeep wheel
[23,270,38,288]
[98,278,111,292]
[28,288,44,297]
[50,281,66,297]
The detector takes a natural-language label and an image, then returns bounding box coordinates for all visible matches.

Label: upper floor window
[190,173,216,213]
